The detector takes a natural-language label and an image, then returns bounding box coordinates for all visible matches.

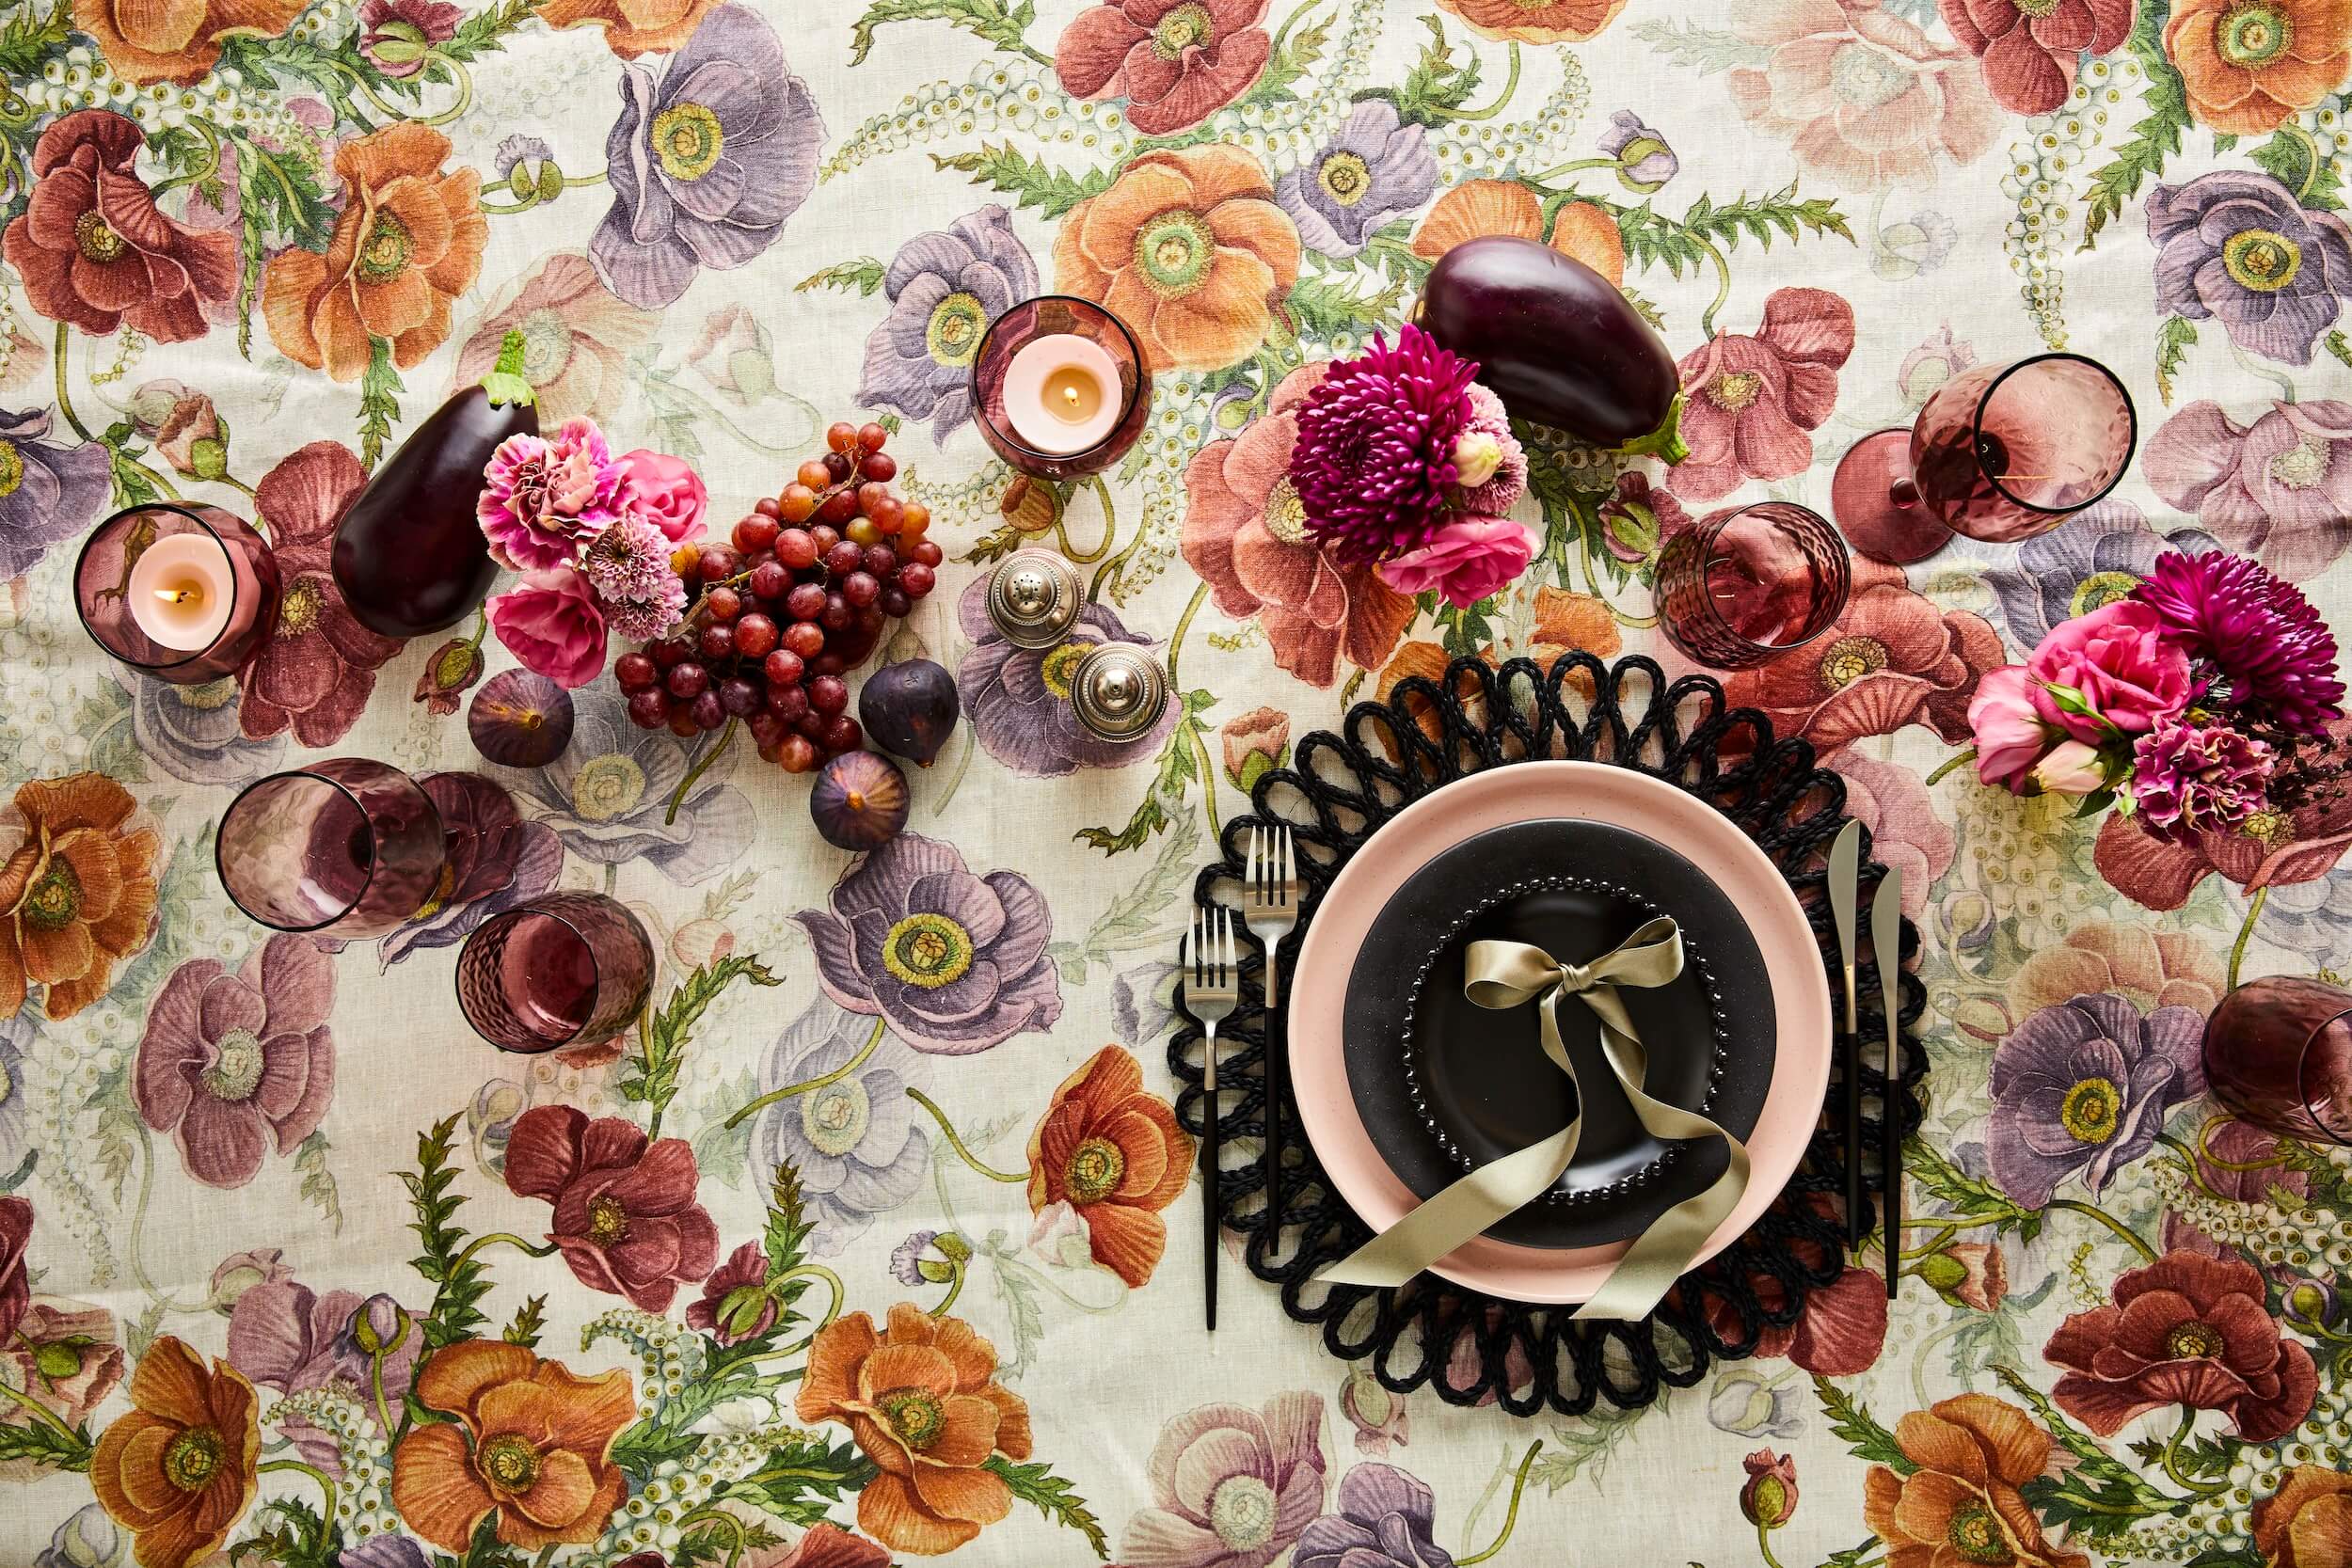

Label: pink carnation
[487,570,608,688]
[1451,384,1527,515]
[478,417,632,572]
[1376,516,1535,609]
[2130,716,2277,844]
[617,448,707,543]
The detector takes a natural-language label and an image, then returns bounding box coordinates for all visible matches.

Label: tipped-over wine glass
[1830,353,2137,564]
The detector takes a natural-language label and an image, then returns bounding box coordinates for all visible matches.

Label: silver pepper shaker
[984,548,1082,651]
[1071,642,1169,743]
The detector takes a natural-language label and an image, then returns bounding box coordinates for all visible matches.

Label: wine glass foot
[1831,429,1951,565]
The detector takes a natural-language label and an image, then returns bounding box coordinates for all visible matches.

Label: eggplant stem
[481,329,536,408]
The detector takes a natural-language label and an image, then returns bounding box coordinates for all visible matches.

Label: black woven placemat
[1169,652,1926,1417]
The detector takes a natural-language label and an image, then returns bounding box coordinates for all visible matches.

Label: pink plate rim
[1288,760,1833,1304]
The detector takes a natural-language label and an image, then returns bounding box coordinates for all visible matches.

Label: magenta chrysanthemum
[2129,714,2277,844]
[583,515,686,641]
[1452,383,1527,516]
[477,416,633,572]
[2134,551,2346,736]
[1289,324,1482,565]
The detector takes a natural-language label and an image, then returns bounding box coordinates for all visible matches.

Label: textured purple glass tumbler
[1655,501,1851,670]
[455,892,654,1053]
[216,759,447,938]
[2203,975,2352,1145]
[1831,354,2136,563]
[970,295,1152,480]
[75,503,280,684]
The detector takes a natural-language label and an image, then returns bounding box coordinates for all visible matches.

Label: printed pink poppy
[134,935,336,1189]
[1828,752,1956,917]
[504,1104,719,1312]
[236,441,405,747]
[1941,0,2134,113]
[1727,0,2001,190]
[1674,289,1856,501]
[1182,365,1416,687]
[2144,399,2352,580]
[227,1277,421,1473]
[2094,720,2352,908]
[1056,0,1273,136]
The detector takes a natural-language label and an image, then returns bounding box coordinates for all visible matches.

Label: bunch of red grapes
[612,420,945,772]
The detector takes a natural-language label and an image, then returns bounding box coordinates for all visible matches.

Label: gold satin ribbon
[1317,916,1751,1321]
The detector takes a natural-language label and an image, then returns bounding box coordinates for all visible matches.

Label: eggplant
[331,329,538,638]
[1412,236,1687,463]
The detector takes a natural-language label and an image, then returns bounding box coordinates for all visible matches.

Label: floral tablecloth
[1,0,2350,1563]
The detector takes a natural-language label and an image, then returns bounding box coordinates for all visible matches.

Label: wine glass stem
[1888,476,1920,510]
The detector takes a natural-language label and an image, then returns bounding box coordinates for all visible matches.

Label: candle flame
[1062,386,1080,406]
[153,586,200,606]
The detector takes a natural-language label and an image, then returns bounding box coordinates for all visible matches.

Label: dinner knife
[1873,867,1905,1298]
[1829,818,1863,1248]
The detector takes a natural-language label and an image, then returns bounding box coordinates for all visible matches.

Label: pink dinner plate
[1290,761,1833,1304]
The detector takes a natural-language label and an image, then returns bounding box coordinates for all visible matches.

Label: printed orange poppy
[72,0,307,87]
[0,773,159,1022]
[89,1336,260,1568]
[1409,179,1626,285]
[1025,1046,1194,1287]
[1435,0,1629,42]
[2164,0,2352,134]
[538,0,719,56]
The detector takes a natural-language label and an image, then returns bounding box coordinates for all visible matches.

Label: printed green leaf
[985,1456,1111,1560]
[1814,1376,1911,1471]
[0,1414,91,1472]
[0,0,71,80]
[404,1114,492,1348]
[724,1431,877,1524]
[2080,0,2189,247]
[2250,129,2344,211]
[1286,274,1405,340]
[1250,7,1330,103]
[1907,1138,2046,1241]
[358,337,404,474]
[501,1295,547,1348]
[620,955,784,1127]
[438,0,548,61]
[1386,14,1485,126]
[1075,689,1215,853]
[849,0,1041,66]
[1629,16,1771,72]
[2155,316,2199,404]
[1602,182,1853,281]
[931,143,1113,219]
[796,259,888,296]
[2327,330,2352,372]
[294,1131,342,1232]
[763,1157,815,1282]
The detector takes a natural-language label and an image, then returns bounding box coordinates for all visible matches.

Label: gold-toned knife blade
[1829,819,1861,1030]
[1829,817,1863,1247]
[1872,867,1905,1297]
[1872,870,1903,1069]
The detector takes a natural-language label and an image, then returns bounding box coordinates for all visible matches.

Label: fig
[858,657,961,767]
[332,328,537,637]
[811,750,910,850]
[469,669,575,768]
[1412,236,1686,461]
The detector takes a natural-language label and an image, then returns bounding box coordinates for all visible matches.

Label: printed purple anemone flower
[2130,715,2277,844]
[956,573,1179,777]
[2145,399,2352,579]
[1295,1463,1453,1568]
[135,935,336,1190]
[0,406,110,580]
[582,515,688,641]
[793,833,1061,1055]
[477,418,632,572]
[121,673,287,787]
[2147,170,2352,365]
[751,995,930,1251]
[377,771,562,969]
[1274,101,1438,259]
[226,1278,421,1472]
[589,4,824,310]
[1988,993,2204,1208]
[856,206,1039,444]
[1983,500,2218,649]
[2134,550,2346,734]
[1292,324,1481,567]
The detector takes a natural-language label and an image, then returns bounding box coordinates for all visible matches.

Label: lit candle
[126,533,235,651]
[1001,334,1122,454]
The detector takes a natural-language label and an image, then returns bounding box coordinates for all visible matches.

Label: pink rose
[618,448,707,543]
[1375,516,1535,609]
[2026,600,2195,741]
[487,570,608,688]
[1967,665,2053,791]
[2029,738,2110,797]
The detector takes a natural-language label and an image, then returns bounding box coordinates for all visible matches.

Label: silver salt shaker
[984,548,1082,651]
[1071,642,1169,743]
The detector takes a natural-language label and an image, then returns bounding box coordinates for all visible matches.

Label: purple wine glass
[2203,975,2352,1145]
[455,892,654,1053]
[970,295,1152,480]
[1831,354,2137,563]
[216,759,447,939]
[75,503,280,684]
[1654,501,1851,670]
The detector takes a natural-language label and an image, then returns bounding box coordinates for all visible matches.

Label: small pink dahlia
[2129,714,2277,844]
[477,416,633,573]
[583,515,687,641]
[2134,551,2345,736]
[1451,383,1527,516]
[1290,324,1482,566]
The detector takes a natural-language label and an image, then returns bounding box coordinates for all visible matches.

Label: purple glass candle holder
[2203,975,2352,1145]
[1654,501,1851,670]
[216,759,447,939]
[971,295,1152,480]
[455,892,654,1053]
[75,503,280,684]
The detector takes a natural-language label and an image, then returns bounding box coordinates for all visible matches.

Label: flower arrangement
[477,417,705,688]
[1966,549,2346,836]
[1287,323,1535,609]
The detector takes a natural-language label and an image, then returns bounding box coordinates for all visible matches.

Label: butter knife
[1873,868,1905,1298]
[1829,819,1862,1248]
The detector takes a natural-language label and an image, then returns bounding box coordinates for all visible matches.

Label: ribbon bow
[1317,916,1751,1322]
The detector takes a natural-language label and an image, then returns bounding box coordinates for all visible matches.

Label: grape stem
[666,720,737,827]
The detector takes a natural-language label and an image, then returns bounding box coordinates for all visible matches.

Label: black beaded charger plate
[1350,819,1775,1247]
[1172,653,1924,1417]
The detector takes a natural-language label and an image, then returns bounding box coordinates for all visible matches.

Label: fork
[1184,906,1238,1331]
[1241,825,1298,1226]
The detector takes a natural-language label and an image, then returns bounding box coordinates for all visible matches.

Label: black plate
[1342,819,1778,1249]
